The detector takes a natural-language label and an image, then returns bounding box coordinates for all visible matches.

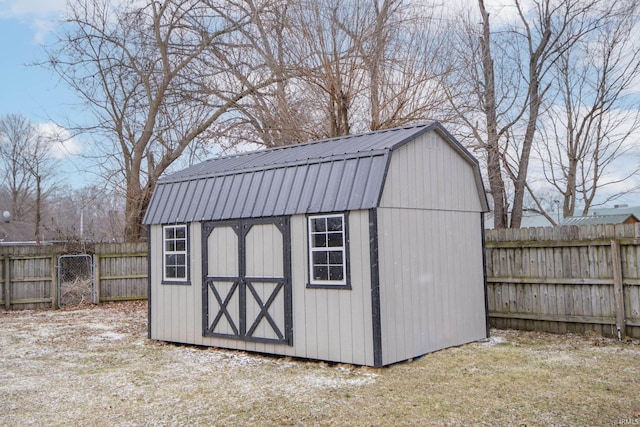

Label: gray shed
[143,122,490,367]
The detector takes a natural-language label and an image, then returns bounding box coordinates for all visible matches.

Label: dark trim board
[368,209,383,367]
[202,216,293,345]
[481,213,490,338]
[147,225,152,340]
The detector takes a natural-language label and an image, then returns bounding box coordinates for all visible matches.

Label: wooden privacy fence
[94,243,148,303]
[0,242,147,310]
[486,224,640,339]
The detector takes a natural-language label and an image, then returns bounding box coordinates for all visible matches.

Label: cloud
[0,0,66,43]
[0,0,66,18]
[36,122,83,159]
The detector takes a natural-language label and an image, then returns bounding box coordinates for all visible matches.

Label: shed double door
[202,217,292,345]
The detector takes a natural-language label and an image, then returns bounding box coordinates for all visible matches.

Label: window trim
[161,223,191,285]
[306,212,351,289]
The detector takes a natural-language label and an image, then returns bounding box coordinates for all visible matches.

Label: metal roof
[561,214,639,226]
[143,122,487,225]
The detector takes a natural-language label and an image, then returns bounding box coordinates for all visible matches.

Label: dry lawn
[1,301,639,426]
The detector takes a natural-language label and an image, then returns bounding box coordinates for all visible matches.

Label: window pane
[176,267,186,278]
[313,251,328,265]
[327,216,343,231]
[165,227,175,239]
[328,250,343,265]
[327,232,342,247]
[175,240,186,251]
[311,218,326,232]
[176,254,186,266]
[312,234,327,248]
[175,227,186,238]
[313,266,328,281]
[165,240,175,252]
[165,266,176,278]
[329,266,344,281]
[166,254,176,266]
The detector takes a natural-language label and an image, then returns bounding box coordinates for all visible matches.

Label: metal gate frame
[57,254,95,308]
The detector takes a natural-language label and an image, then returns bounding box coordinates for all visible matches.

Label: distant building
[0,220,36,243]
[484,204,640,229]
[0,217,56,245]
[561,213,639,226]
[484,211,557,229]
[592,204,640,219]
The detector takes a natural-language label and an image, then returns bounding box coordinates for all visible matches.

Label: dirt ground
[1,301,639,426]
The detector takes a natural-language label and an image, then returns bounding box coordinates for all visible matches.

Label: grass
[1,301,639,426]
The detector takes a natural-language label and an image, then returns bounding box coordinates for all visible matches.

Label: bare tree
[45,0,283,241]
[285,0,365,138]
[442,0,613,228]
[0,114,37,221]
[23,131,57,243]
[235,0,449,143]
[213,0,324,148]
[348,0,448,131]
[44,184,125,242]
[0,114,58,240]
[536,2,640,218]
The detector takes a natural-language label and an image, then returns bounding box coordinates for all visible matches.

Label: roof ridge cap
[201,122,433,163]
[159,149,390,184]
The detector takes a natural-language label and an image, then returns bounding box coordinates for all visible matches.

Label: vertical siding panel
[433,213,444,352]
[379,207,396,363]
[327,290,341,362]
[394,203,408,361]
[352,211,369,365]
[188,222,201,345]
[291,216,306,358]
[152,226,163,340]
[315,289,329,360]
[421,208,434,351]
[409,208,421,356]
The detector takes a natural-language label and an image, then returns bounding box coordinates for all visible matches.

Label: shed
[143,122,490,367]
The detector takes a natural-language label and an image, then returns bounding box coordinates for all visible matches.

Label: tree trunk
[479,0,508,229]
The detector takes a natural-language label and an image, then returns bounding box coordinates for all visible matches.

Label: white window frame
[307,213,348,287]
[162,224,189,283]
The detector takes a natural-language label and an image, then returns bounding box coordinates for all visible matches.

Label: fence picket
[486,225,640,339]
[0,243,147,310]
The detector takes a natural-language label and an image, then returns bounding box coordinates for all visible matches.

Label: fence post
[610,240,625,339]
[93,253,101,304]
[51,253,58,310]
[4,254,10,310]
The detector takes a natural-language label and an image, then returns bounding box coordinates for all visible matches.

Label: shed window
[308,214,348,287]
[163,224,188,283]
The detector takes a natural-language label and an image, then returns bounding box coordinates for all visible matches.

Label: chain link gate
[57,254,95,308]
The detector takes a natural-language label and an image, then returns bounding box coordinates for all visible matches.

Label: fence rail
[486,223,640,339]
[0,243,147,310]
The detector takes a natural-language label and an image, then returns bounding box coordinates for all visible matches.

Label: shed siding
[376,130,487,365]
[149,210,375,366]
[377,208,486,364]
[379,131,484,213]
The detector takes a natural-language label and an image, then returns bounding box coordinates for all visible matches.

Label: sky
[0,0,89,188]
[0,0,638,210]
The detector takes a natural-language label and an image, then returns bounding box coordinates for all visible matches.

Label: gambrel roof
[143,122,489,225]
